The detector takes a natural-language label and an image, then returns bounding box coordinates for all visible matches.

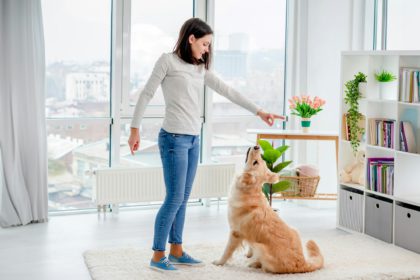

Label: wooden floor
[0,200,337,280]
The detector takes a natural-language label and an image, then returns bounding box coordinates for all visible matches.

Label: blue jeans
[152,128,200,251]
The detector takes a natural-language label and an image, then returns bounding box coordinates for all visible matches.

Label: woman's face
[189,34,212,61]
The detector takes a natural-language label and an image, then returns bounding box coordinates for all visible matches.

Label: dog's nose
[254,146,260,150]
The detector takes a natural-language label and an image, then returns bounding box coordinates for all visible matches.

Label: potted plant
[375,70,397,100]
[258,139,292,206]
[288,95,326,132]
[344,72,367,154]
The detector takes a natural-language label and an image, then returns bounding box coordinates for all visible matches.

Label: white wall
[307,0,352,132]
[291,0,366,193]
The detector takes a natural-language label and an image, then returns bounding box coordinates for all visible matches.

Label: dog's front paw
[212,260,225,266]
[248,261,262,269]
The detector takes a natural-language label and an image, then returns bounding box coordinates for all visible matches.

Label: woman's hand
[257,110,286,126]
[128,127,140,155]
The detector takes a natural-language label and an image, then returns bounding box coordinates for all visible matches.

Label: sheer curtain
[0,0,48,227]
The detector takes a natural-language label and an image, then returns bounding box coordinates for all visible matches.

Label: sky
[41,0,286,64]
[42,0,420,64]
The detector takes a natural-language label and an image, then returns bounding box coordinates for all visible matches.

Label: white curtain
[0,0,48,227]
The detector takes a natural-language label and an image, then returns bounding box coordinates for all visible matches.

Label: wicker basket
[277,175,320,197]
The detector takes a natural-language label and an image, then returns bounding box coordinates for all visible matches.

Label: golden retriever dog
[213,146,324,274]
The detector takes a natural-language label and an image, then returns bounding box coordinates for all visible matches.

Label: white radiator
[93,163,235,206]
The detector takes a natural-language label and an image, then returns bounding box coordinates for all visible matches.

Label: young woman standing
[128,17,284,271]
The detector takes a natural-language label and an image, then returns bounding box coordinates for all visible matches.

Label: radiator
[93,163,236,207]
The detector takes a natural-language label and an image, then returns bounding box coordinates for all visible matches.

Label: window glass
[47,120,110,211]
[211,0,287,163]
[43,0,111,118]
[387,0,420,50]
[128,0,193,115]
[42,0,112,210]
[119,119,165,167]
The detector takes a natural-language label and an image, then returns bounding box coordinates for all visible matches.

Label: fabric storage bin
[339,186,364,232]
[365,194,393,243]
[395,202,420,254]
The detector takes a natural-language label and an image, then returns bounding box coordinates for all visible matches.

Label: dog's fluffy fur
[213,146,324,274]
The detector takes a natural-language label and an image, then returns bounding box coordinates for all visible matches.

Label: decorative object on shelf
[288,95,326,133]
[258,139,292,206]
[344,72,367,154]
[358,81,367,98]
[375,70,397,100]
[340,150,365,186]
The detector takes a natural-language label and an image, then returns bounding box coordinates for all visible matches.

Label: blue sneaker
[168,252,204,266]
[150,257,178,271]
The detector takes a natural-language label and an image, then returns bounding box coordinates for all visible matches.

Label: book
[342,113,365,141]
[400,121,416,153]
[367,157,394,194]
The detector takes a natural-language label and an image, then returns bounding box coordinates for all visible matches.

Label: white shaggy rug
[83,232,420,280]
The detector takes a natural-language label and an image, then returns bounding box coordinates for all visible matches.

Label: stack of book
[367,157,394,195]
[400,67,420,102]
[368,118,395,148]
[342,113,366,141]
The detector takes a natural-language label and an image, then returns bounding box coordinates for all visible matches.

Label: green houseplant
[374,70,397,82]
[375,70,397,100]
[258,139,292,206]
[344,72,367,154]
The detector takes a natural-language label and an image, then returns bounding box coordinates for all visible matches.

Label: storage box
[339,186,364,232]
[395,202,420,254]
[365,194,393,243]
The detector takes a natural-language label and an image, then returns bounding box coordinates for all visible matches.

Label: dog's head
[240,146,279,187]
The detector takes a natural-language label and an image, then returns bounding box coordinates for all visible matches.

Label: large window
[211,0,287,165]
[42,0,112,211]
[42,0,287,211]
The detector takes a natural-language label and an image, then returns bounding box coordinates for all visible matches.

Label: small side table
[247,129,339,200]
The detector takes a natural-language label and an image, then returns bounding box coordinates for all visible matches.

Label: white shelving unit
[338,51,420,254]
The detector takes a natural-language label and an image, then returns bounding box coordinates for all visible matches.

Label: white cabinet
[338,51,420,254]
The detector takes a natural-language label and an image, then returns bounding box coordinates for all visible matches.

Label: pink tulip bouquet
[288,95,326,118]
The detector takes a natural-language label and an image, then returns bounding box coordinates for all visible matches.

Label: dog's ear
[241,172,257,186]
[266,171,279,184]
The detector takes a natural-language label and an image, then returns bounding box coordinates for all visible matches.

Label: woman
[128,18,284,271]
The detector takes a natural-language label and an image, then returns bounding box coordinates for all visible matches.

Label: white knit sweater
[131,53,261,135]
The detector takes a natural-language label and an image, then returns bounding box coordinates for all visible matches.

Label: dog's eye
[253,160,258,166]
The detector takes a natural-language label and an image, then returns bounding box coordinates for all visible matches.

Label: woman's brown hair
[173,18,213,69]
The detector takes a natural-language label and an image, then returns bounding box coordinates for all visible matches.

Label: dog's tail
[302,240,324,272]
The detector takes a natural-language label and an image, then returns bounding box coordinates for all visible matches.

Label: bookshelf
[338,51,420,254]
